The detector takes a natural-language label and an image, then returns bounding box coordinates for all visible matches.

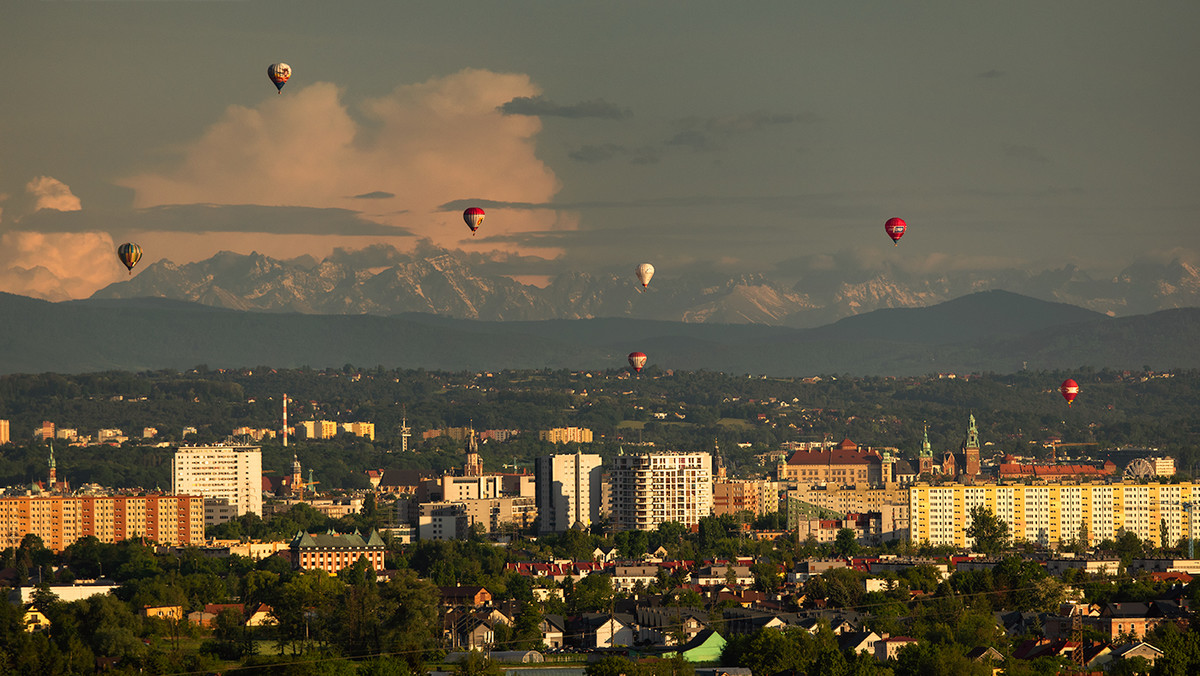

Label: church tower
[291,454,303,497]
[464,428,483,477]
[918,425,934,476]
[48,441,57,491]
[961,414,981,477]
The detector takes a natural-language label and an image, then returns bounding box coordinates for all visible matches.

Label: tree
[454,650,504,676]
[965,505,1010,556]
[834,528,860,557]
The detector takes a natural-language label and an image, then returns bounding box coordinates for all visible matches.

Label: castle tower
[918,424,935,476]
[962,414,981,478]
[464,428,483,477]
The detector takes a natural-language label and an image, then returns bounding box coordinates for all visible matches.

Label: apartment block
[0,494,204,552]
[536,453,604,533]
[909,481,1197,549]
[713,478,782,518]
[539,427,594,444]
[609,451,713,531]
[172,445,263,517]
[0,419,9,445]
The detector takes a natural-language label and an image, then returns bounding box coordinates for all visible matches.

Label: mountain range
[89,245,1200,327]
[3,289,1198,376]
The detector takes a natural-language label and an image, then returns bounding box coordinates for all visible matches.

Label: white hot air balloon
[635,263,655,289]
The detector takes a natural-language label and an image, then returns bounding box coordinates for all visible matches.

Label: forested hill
[1,290,1197,376]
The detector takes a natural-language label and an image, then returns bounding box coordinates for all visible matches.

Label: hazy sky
[2,1,1197,300]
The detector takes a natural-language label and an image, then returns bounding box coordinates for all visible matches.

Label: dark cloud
[439,191,860,213]
[498,96,631,119]
[350,191,395,199]
[15,204,413,237]
[665,130,719,152]
[1003,143,1050,165]
[568,144,627,163]
[977,69,1006,78]
[676,111,817,134]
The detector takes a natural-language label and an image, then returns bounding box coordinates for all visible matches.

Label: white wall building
[608,450,713,531]
[536,452,603,533]
[172,444,263,517]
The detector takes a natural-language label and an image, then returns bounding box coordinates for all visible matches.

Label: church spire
[48,441,57,489]
[920,424,931,458]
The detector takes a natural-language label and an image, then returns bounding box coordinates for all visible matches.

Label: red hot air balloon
[463,207,485,236]
[1060,379,1079,406]
[628,352,647,373]
[884,217,907,246]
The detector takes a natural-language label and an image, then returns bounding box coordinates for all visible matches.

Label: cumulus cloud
[0,231,125,301]
[119,69,566,257]
[498,96,630,119]
[26,176,82,212]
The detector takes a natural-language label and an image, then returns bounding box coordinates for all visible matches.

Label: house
[569,612,636,649]
[440,585,493,608]
[838,631,882,657]
[1109,641,1164,668]
[189,603,245,628]
[142,605,183,621]
[593,546,619,563]
[965,646,1004,663]
[541,614,566,648]
[613,565,661,592]
[23,607,50,633]
[875,636,917,662]
[246,603,276,627]
[632,629,727,662]
[636,606,709,646]
[693,564,753,587]
[444,613,494,650]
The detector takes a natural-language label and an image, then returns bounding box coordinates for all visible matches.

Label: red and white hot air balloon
[884,217,907,246]
[1060,379,1079,406]
[463,207,485,236]
[628,352,647,373]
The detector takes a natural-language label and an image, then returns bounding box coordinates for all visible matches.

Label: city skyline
[2,2,1196,303]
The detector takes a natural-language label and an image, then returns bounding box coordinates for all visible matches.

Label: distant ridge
[2,290,1197,376]
[89,245,1200,326]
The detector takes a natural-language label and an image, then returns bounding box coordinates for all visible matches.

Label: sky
[1,1,1197,301]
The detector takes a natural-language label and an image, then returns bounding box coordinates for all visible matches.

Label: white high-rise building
[535,452,603,533]
[172,444,263,517]
[609,451,713,531]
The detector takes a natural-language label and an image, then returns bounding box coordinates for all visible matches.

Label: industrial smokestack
[283,394,288,448]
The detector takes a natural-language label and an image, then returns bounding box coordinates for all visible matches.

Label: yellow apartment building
[909,481,1196,549]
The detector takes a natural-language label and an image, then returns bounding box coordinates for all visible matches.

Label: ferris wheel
[1123,457,1155,479]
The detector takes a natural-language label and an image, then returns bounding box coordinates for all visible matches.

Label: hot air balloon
[463,207,485,236]
[268,63,291,93]
[884,217,907,246]
[117,243,142,275]
[1060,379,1079,406]
[628,352,647,373]
[635,263,655,289]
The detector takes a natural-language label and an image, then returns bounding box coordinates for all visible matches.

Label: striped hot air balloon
[628,352,647,373]
[117,243,142,275]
